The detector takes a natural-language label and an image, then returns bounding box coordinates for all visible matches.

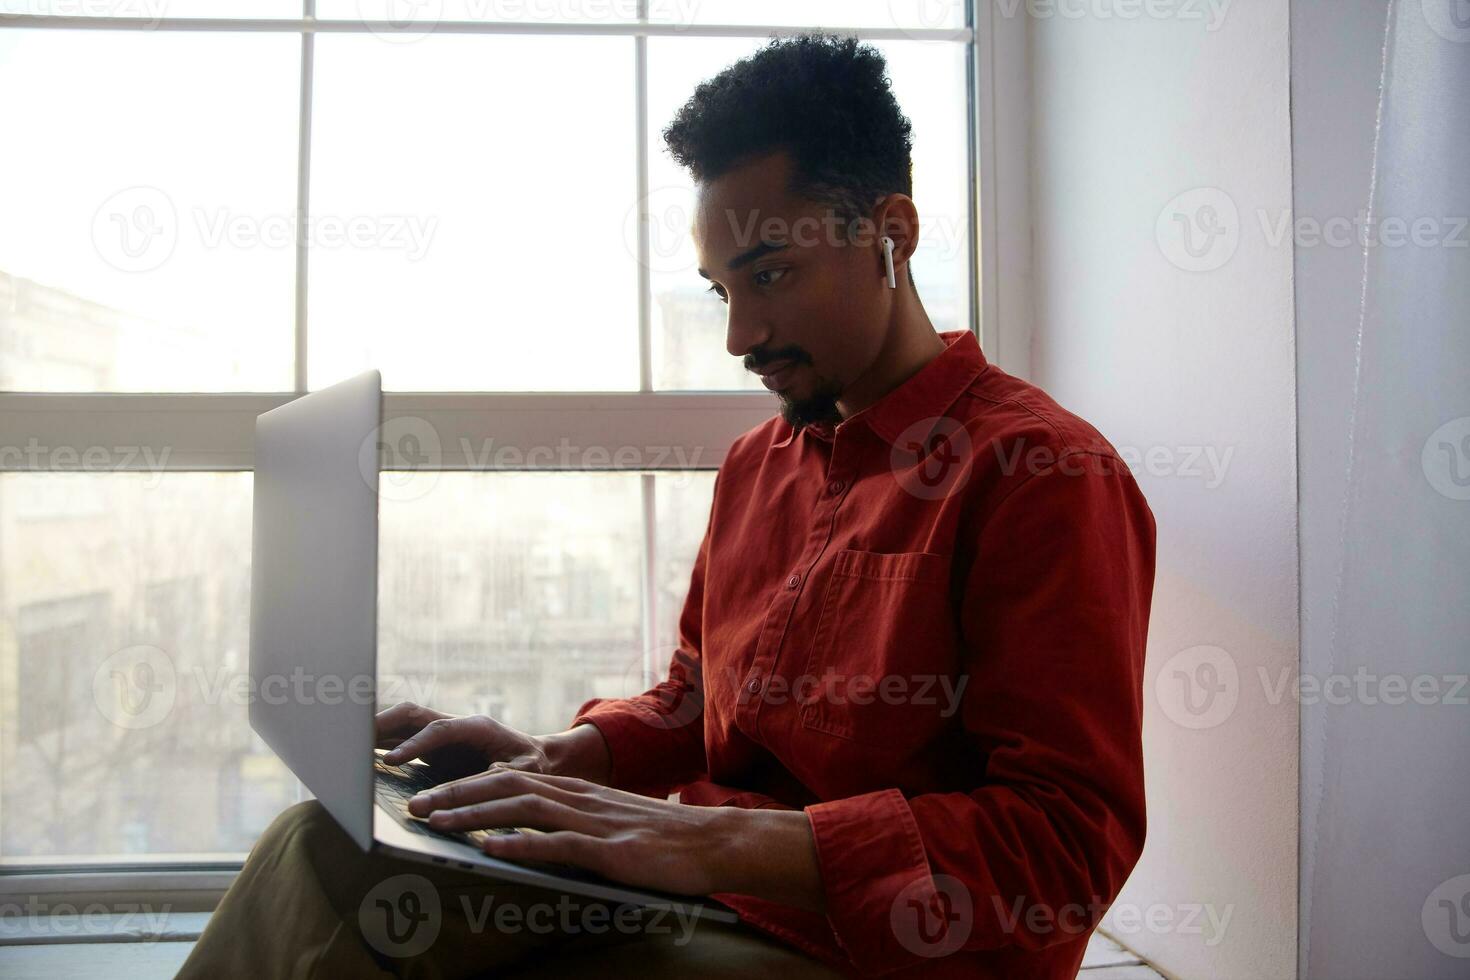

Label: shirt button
[827,478,846,495]
[787,574,801,589]
[746,676,762,695]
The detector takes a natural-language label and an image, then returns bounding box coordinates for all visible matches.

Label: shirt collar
[773,329,989,449]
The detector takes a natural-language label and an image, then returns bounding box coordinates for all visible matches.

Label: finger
[383,714,477,764]
[483,764,604,794]
[487,766,663,814]
[480,830,608,873]
[425,793,606,837]
[374,702,439,746]
[410,767,592,816]
[373,701,421,737]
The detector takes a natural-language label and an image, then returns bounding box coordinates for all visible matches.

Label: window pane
[377,472,716,733]
[0,31,298,392]
[0,469,717,862]
[0,473,296,861]
[871,39,973,337]
[652,0,966,29]
[651,471,715,661]
[324,0,640,26]
[376,471,720,733]
[646,36,768,391]
[308,35,639,391]
[377,473,646,736]
[647,37,973,390]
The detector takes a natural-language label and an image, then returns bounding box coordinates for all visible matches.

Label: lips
[756,360,798,392]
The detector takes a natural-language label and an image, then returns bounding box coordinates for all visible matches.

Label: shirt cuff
[569,696,701,797]
[806,787,938,975]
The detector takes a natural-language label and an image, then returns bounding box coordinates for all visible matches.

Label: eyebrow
[697,240,791,279]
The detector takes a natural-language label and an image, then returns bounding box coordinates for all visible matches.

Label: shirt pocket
[797,548,961,748]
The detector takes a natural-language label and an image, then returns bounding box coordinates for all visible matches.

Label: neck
[835,287,946,419]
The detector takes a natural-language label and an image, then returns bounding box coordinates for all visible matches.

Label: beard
[744,345,844,432]
[776,375,844,431]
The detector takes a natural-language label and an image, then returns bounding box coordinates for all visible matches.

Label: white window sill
[0,911,211,946]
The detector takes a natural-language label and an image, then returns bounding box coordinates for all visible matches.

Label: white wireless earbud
[881,236,897,289]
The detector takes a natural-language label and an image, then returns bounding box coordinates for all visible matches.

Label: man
[181,33,1155,979]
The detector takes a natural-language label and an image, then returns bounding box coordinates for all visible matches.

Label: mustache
[744,346,812,373]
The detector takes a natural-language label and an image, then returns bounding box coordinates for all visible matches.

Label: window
[0,5,981,874]
[0,30,299,392]
[375,471,724,738]
[2,473,257,860]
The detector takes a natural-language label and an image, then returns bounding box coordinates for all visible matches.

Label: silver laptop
[249,369,737,923]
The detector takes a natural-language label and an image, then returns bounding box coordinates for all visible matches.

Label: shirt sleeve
[568,482,716,799]
[804,450,1157,974]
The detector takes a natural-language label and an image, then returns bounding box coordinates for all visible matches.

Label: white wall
[1022,1,1299,976]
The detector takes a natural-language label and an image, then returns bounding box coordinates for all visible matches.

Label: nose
[724,302,772,359]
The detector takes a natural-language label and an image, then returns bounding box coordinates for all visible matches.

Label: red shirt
[572,329,1156,978]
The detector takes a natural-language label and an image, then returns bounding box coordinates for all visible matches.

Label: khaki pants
[177,801,847,979]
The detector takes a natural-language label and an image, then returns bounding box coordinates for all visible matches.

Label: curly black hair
[662,33,917,288]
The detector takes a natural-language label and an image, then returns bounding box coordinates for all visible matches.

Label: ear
[874,195,920,282]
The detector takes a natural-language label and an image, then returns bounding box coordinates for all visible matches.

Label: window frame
[0,2,998,900]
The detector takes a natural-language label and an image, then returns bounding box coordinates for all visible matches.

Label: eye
[754,268,787,287]
[705,283,727,303]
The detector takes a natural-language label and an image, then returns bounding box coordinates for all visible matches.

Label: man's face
[691,151,890,428]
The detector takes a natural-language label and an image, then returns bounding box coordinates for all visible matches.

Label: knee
[275,799,334,834]
[253,799,342,857]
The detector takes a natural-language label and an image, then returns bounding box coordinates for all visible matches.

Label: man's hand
[374,701,612,784]
[404,767,827,911]
[379,704,827,910]
[407,767,729,896]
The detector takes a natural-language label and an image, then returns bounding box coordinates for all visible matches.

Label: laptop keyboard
[373,755,518,848]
